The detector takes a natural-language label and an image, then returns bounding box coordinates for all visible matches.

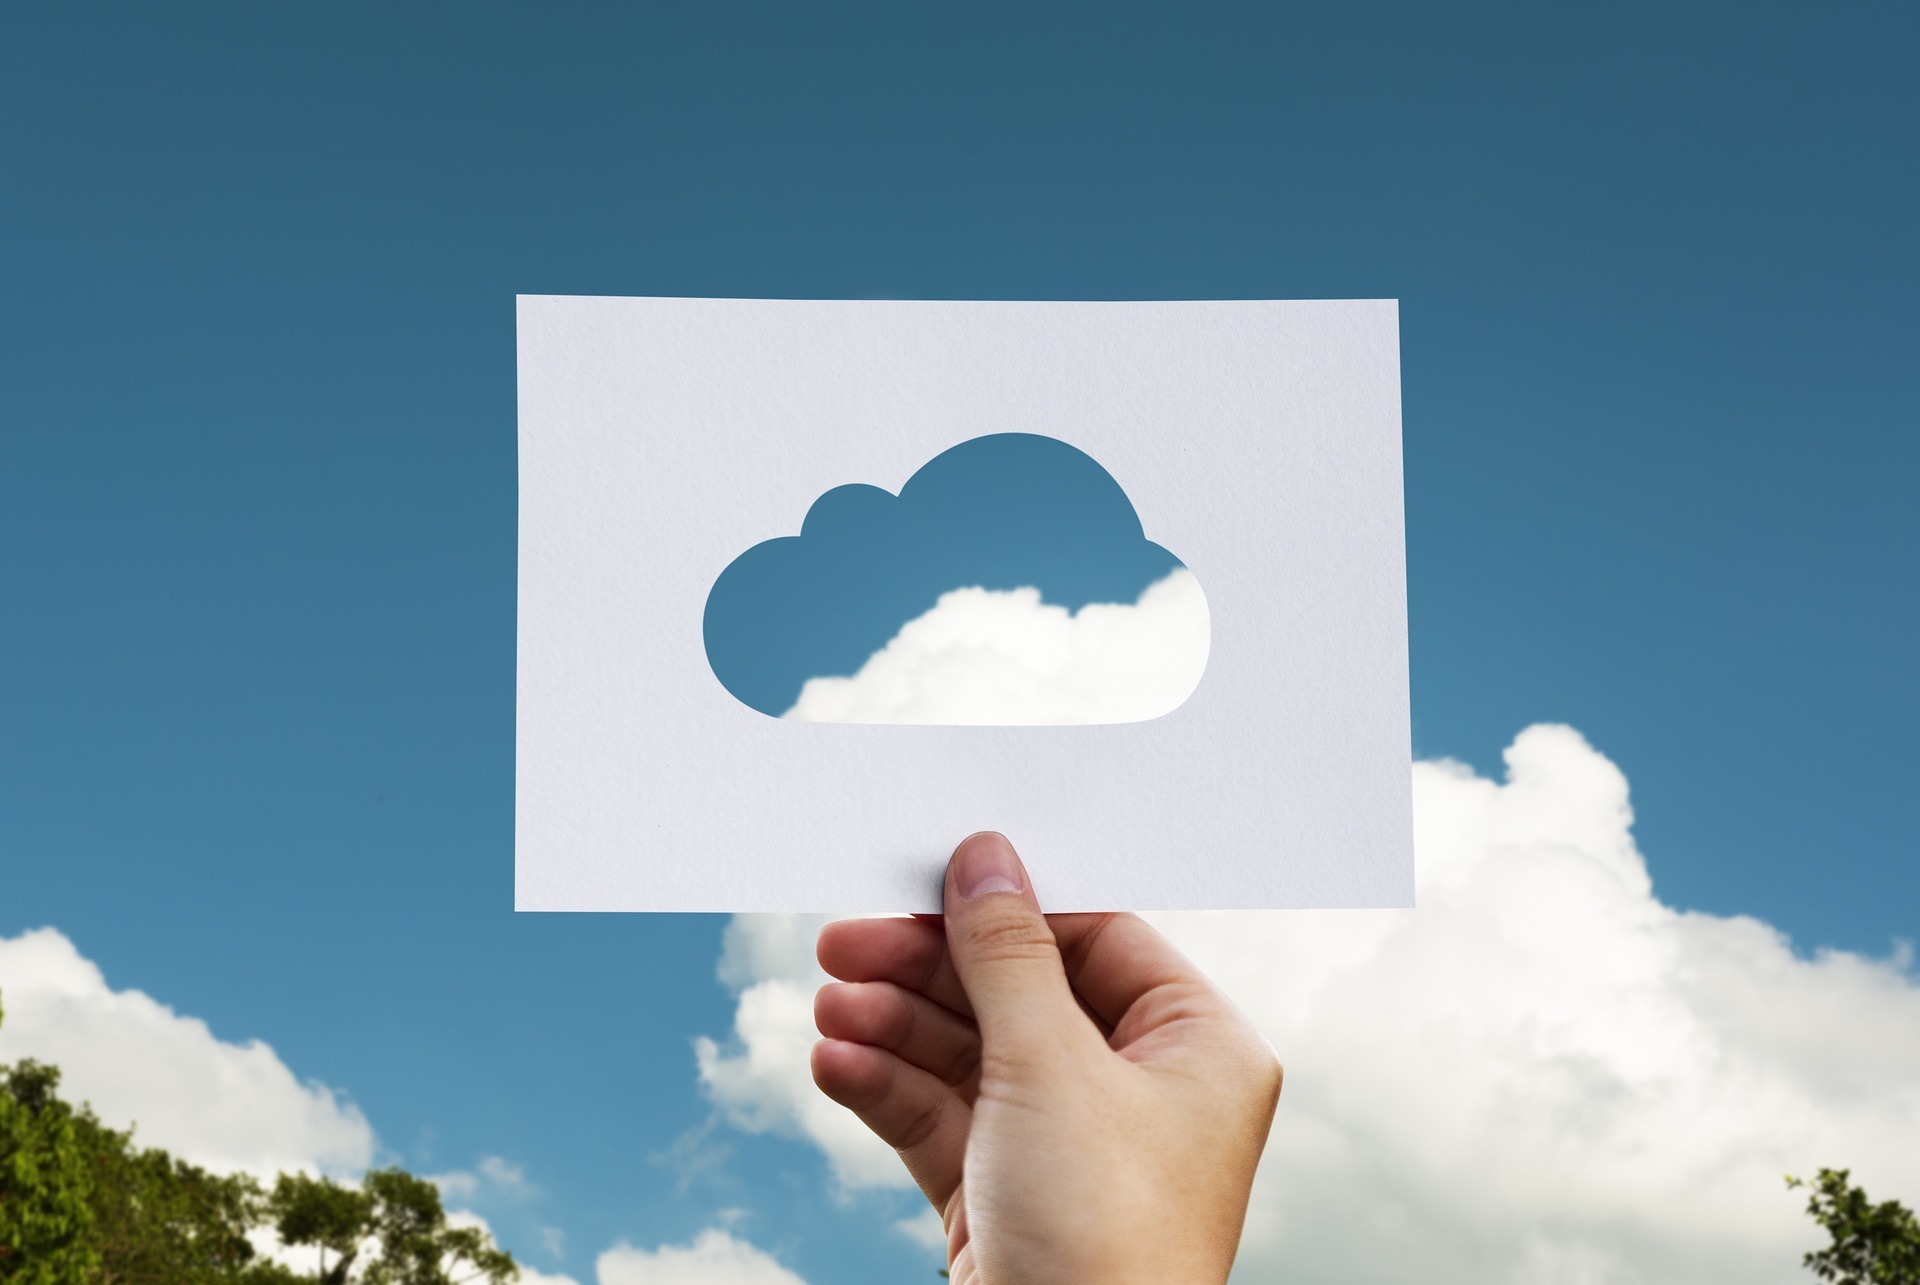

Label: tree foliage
[0,1035,99,1284]
[1791,1169,1920,1285]
[85,1127,274,1285]
[0,996,521,1284]
[266,1169,516,1285]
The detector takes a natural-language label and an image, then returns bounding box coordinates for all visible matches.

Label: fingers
[818,916,973,1018]
[816,873,1219,1055]
[815,981,981,1094]
[810,1039,969,1209]
[1049,912,1222,1034]
[940,832,1093,1061]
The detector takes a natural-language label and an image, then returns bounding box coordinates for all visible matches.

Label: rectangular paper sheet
[517,297,1411,912]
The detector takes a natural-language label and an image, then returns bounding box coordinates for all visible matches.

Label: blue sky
[1,2,1915,1281]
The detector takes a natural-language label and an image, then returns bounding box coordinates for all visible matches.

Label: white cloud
[433,1172,481,1201]
[697,910,907,1190]
[480,1154,529,1189]
[596,1229,808,1285]
[892,1208,946,1253]
[698,725,1920,1283]
[431,1153,534,1203]
[696,963,901,1191]
[0,927,375,1176]
[783,568,1208,724]
[446,1211,578,1285]
[519,1269,584,1285]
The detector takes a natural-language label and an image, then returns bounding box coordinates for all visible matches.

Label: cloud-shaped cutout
[703,433,1208,723]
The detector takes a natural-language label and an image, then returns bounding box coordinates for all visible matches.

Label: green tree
[3,996,520,1284]
[1,1033,100,1283]
[83,1129,276,1285]
[268,1169,517,1285]
[5,993,287,1284]
[1791,1169,1920,1285]
[268,1173,372,1285]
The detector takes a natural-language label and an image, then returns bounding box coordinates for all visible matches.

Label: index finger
[818,915,974,1019]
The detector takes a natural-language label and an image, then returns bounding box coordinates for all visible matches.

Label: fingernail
[953,832,1026,900]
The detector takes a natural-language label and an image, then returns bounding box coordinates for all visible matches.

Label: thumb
[942,832,1088,1060]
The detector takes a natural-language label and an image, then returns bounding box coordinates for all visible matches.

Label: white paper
[517,297,1411,912]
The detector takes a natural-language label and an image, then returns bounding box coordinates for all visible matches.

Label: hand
[811,832,1283,1284]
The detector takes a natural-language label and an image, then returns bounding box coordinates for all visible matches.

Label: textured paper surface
[516,297,1411,912]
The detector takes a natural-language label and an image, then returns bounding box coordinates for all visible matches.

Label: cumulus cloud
[597,1229,809,1285]
[0,927,374,1176]
[784,567,1207,724]
[705,432,1191,718]
[692,910,877,1177]
[696,725,1920,1282]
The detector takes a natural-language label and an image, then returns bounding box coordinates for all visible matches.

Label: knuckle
[882,989,919,1050]
[978,1041,1063,1083]
[961,912,1058,963]
[890,1097,945,1153]
[940,1037,982,1089]
[1252,1043,1285,1105]
[1056,912,1119,977]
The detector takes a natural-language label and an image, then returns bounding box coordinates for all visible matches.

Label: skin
[811,831,1284,1284]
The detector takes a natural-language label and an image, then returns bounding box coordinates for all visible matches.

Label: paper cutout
[516,297,1411,912]
[704,433,1209,724]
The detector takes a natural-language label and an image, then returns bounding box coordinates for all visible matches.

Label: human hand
[811,832,1283,1284]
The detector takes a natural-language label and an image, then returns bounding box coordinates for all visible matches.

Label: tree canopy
[1792,1169,1920,1285]
[1,996,521,1284]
